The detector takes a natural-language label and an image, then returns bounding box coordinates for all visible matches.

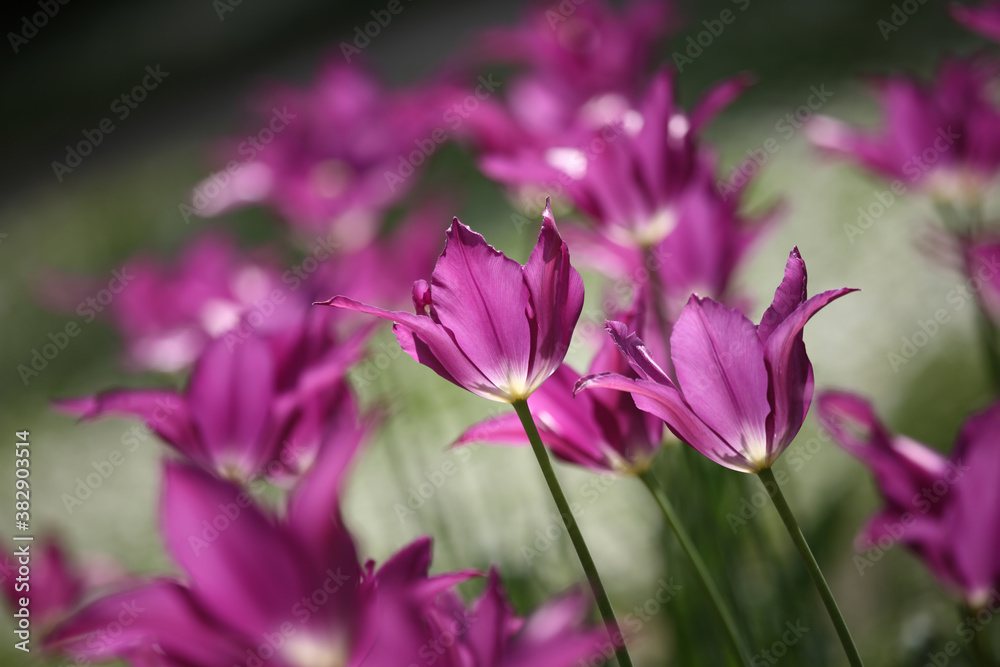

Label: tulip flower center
[283,636,349,667]
[633,206,678,247]
[501,374,534,403]
[744,437,770,472]
[923,166,987,210]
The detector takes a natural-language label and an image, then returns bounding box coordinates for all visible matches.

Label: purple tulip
[482,69,754,248]
[192,62,442,236]
[455,299,662,473]
[47,462,600,666]
[480,69,775,320]
[1,536,84,635]
[807,57,1000,202]
[46,462,479,667]
[56,309,368,483]
[38,233,286,373]
[424,569,605,667]
[319,204,584,403]
[962,236,1000,326]
[817,392,1000,607]
[952,2,1000,41]
[474,0,672,144]
[578,248,855,472]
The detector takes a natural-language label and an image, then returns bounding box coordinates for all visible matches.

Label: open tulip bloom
[577,248,855,473]
[578,248,865,666]
[817,392,1000,610]
[56,308,368,485]
[319,205,642,666]
[47,462,604,667]
[319,202,583,403]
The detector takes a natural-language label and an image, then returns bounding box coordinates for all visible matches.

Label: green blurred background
[1,0,996,665]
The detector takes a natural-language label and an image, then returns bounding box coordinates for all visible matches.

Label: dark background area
[0,0,976,202]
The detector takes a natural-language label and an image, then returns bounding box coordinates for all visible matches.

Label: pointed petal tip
[573,374,596,396]
[540,197,557,235]
[313,295,348,307]
[52,396,97,418]
[604,320,627,334]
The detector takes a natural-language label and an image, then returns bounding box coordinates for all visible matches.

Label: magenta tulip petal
[459,362,630,470]
[187,335,276,477]
[821,392,1000,603]
[817,391,952,508]
[321,209,580,403]
[671,297,771,465]
[46,580,246,665]
[320,295,503,401]
[758,247,807,341]
[522,204,585,388]
[287,406,366,570]
[604,321,673,385]
[690,73,755,131]
[1,536,82,631]
[764,287,858,451]
[949,403,1000,599]
[429,219,534,397]
[160,462,312,640]
[455,412,529,447]
[465,570,511,666]
[54,391,203,464]
[577,373,751,472]
[952,2,1000,41]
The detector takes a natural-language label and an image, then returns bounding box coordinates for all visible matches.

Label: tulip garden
[4,1,1000,666]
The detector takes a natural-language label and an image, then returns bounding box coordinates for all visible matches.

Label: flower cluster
[16,1,1000,666]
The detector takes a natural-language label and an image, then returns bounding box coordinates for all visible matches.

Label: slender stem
[512,399,634,667]
[638,469,752,667]
[757,468,865,667]
[974,309,1000,394]
[963,603,993,667]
